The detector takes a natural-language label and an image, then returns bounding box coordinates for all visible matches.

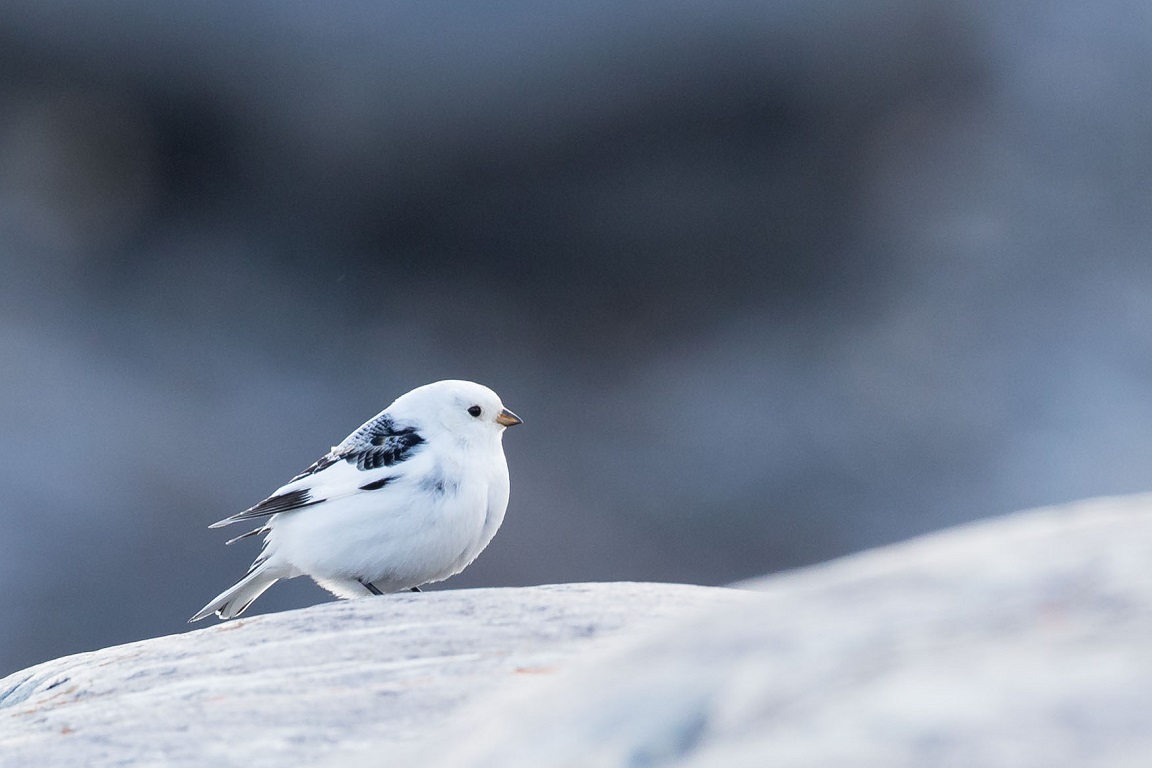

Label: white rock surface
[410,495,1152,767]
[0,583,747,767]
[5,495,1151,768]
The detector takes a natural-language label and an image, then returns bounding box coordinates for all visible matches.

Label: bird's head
[389,380,522,443]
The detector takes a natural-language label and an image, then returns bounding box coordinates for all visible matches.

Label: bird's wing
[328,412,426,473]
[209,412,426,529]
[208,487,324,528]
[282,412,426,482]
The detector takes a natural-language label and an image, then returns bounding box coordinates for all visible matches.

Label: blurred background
[2,0,1151,676]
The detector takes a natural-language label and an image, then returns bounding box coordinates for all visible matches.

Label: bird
[190,379,522,622]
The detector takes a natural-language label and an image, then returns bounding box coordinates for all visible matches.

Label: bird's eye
[467,405,482,417]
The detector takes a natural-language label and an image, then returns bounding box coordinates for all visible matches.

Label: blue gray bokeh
[2,0,1151,675]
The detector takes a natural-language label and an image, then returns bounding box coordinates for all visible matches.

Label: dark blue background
[2,0,1151,675]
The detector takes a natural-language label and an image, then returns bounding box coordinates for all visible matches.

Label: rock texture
[409,495,1152,767]
[0,583,747,767]
[4,495,1151,767]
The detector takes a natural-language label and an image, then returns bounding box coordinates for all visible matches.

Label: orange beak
[496,408,523,427]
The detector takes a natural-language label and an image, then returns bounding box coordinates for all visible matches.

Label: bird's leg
[358,578,383,596]
[410,586,421,593]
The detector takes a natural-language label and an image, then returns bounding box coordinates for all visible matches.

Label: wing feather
[209,488,323,528]
[208,412,424,529]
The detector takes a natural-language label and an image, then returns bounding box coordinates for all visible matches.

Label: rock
[0,583,747,767]
[5,495,1151,767]
[404,494,1152,768]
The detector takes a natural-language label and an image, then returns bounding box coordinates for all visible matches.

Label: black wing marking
[346,415,425,471]
[209,488,323,528]
[287,415,425,482]
[359,475,398,491]
[288,455,340,483]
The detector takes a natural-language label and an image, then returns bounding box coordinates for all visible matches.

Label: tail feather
[189,567,279,622]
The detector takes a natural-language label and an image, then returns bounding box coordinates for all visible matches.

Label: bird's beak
[496,407,523,427]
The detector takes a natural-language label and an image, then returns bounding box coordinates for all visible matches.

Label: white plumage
[190,380,521,622]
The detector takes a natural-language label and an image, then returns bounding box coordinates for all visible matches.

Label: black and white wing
[209,412,425,531]
[290,413,426,479]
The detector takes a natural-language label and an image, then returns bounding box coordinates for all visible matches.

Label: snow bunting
[190,380,521,622]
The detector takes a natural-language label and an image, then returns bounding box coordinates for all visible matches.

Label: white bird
[190,380,522,622]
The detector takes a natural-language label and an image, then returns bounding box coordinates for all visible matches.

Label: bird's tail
[189,563,279,622]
